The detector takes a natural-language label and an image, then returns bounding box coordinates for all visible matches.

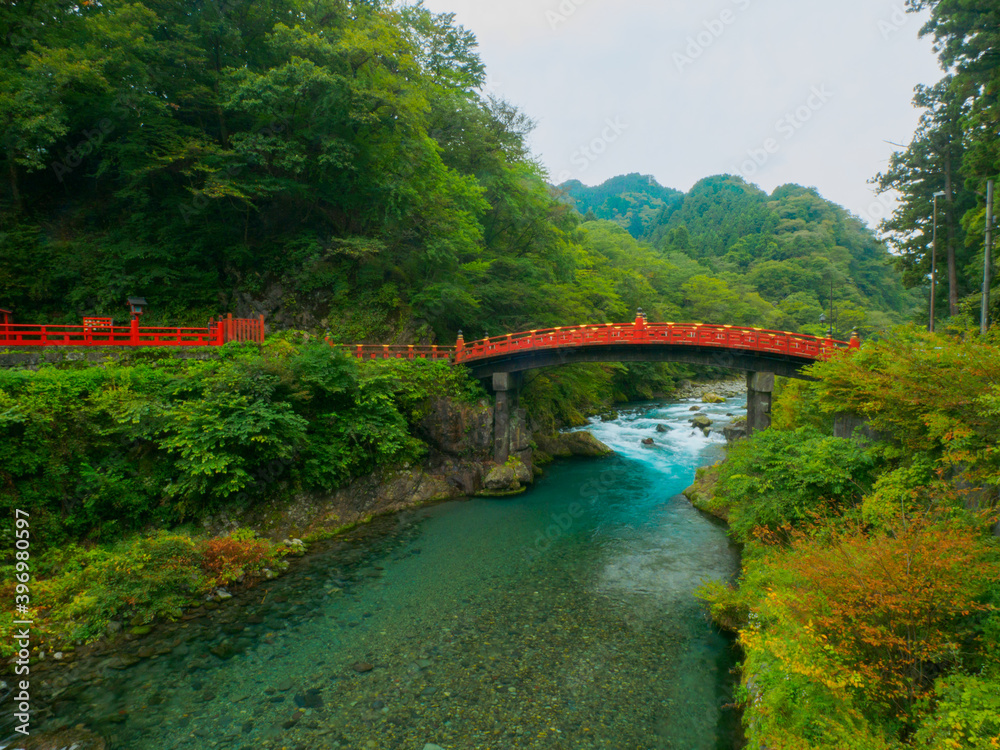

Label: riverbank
[5,395,744,750]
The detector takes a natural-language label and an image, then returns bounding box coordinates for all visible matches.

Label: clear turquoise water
[29,398,743,750]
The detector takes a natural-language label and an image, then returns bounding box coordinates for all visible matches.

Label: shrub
[716,427,879,542]
[200,528,284,587]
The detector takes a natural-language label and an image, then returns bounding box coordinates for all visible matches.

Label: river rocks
[534,431,614,459]
[19,728,108,750]
[482,462,528,496]
[655,423,668,433]
[701,392,726,404]
[723,419,748,443]
[294,688,324,708]
[599,411,619,422]
[673,378,745,401]
[691,415,713,429]
[641,438,655,446]
[352,661,374,673]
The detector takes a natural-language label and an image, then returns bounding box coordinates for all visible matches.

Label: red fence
[0,314,266,348]
[338,321,857,365]
[340,344,454,362]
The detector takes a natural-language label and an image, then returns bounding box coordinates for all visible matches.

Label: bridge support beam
[492,372,523,464]
[746,371,775,436]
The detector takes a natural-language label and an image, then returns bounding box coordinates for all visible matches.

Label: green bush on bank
[0,528,286,652]
[699,326,1000,749]
[0,341,485,551]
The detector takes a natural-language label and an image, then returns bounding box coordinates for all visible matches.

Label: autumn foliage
[702,326,1000,749]
[199,529,284,587]
[747,520,997,720]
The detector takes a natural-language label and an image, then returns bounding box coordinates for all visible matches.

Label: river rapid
[16,395,744,750]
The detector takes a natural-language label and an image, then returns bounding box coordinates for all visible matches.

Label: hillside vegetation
[699,328,1000,749]
[561,174,919,338]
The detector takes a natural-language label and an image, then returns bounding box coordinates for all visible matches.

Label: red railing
[338,321,857,365]
[338,344,453,362]
[0,314,266,347]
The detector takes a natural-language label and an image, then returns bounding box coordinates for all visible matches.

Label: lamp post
[930,191,946,333]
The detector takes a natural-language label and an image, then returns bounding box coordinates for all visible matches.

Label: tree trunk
[945,152,959,317]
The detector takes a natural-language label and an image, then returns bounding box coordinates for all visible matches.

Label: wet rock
[484,466,520,492]
[655,424,668,433]
[691,415,713,429]
[641,438,655,446]
[294,689,324,708]
[242,721,254,734]
[128,625,151,636]
[689,405,701,411]
[423,744,447,750]
[702,392,726,404]
[535,431,614,458]
[210,640,238,660]
[352,661,375,673]
[599,411,619,422]
[106,654,141,669]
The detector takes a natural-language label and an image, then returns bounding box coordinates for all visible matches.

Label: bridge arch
[342,315,859,462]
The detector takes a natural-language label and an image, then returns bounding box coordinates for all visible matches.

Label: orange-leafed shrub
[200,529,284,587]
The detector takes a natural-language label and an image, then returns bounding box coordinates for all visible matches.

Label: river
[23,395,743,750]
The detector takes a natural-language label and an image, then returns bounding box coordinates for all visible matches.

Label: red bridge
[340,314,859,455]
[341,316,858,381]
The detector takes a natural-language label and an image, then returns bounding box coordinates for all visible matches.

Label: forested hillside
[1,0,915,350]
[561,174,919,337]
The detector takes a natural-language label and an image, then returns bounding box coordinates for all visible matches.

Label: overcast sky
[419,0,944,227]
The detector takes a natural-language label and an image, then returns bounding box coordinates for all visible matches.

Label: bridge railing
[455,322,853,363]
[0,314,269,348]
[338,343,454,362]
[0,323,224,347]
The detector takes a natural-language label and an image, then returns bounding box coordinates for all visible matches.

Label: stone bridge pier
[491,372,530,465]
[746,371,775,436]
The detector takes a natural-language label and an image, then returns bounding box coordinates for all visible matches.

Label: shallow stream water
[16,395,744,750]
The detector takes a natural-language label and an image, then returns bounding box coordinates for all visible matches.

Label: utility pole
[931,191,946,333]
[984,179,994,336]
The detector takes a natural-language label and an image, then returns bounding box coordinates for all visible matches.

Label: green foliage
[708,329,1000,748]
[914,671,1000,748]
[716,428,878,542]
[0,343,482,550]
[564,175,915,337]
[0,527,286,652]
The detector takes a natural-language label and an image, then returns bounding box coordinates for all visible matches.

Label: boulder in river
[533,431,614,458]
[655,424,668,433]
[702,393,726,404]
[691,415,713,429]
[641,438,655,446]
[484,465,520,492]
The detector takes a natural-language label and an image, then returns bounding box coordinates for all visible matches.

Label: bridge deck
[338,321,856,378]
